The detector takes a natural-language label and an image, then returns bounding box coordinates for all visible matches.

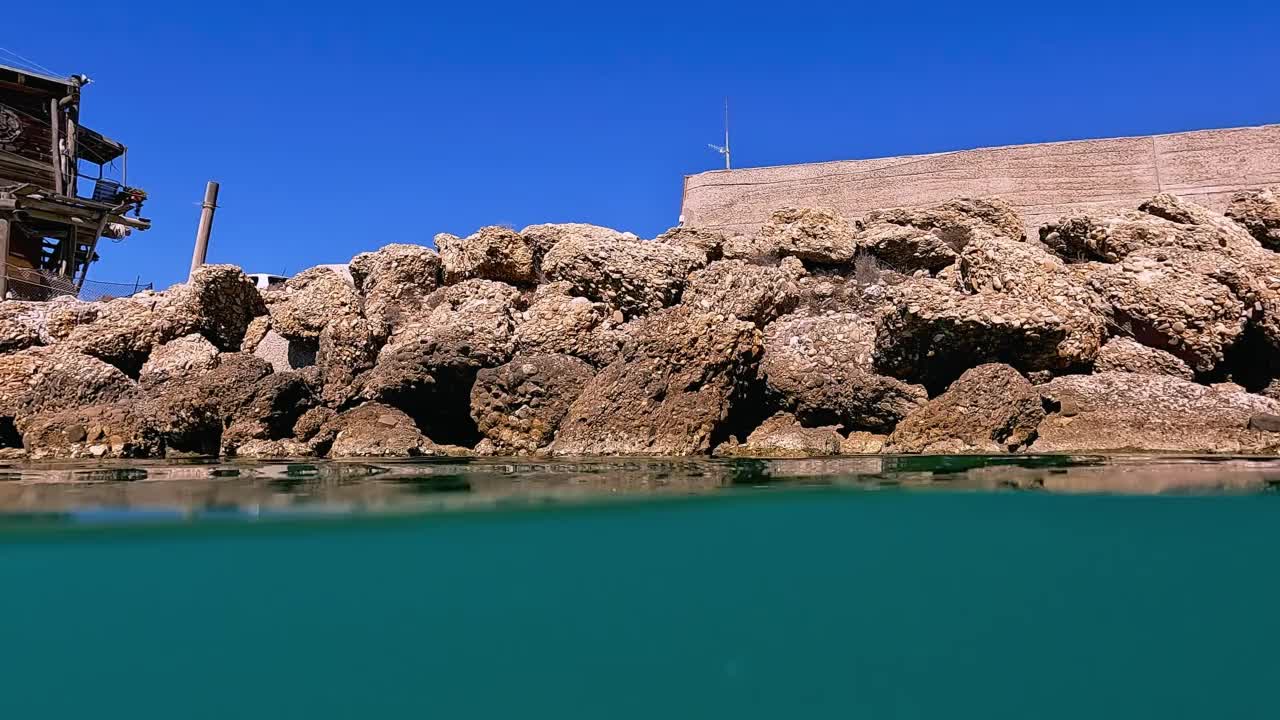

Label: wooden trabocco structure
[0,62,150,299]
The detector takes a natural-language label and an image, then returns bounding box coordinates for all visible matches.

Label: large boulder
[713,412,844,457]
[726,207,856,264]
[325,403,437,458]
[139,334,221,386]
[21,403,161,460]
[470,353,594,453]
[1225,187,1280,250]
[760,312,926,432]
[1085,249,1251,373]
[0,299,96,352]
[265,266,362,342]
[680,259,801,326]
[0,346,135,429]
[1032,372,1280,453]
[519,223,637,260]
[1093,337,1194,380]
[167,264,267,351]
[348,243,442,327]
[874,278,1107,390]
[542,233,707,318]
[552,305,763,455]
[358,280,522,443]
[1040,194,1261,263]
[511,283,626,368]
[887,363,1044,454]
[853,224,958,273]
[434,227,538,286]
[863,197,1025,244]
[61,292,184,375]
[653,226,727,260]
[221,372,317,454]
[316,315,384,406]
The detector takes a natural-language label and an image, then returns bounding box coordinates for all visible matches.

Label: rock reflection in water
[0,455,1276,521]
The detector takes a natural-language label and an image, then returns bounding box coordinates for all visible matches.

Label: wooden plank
[0,214,9,299]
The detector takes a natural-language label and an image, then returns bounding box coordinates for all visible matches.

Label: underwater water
[2,455,1278,719]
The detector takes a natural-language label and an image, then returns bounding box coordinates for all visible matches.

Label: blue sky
[7,1,1279,289]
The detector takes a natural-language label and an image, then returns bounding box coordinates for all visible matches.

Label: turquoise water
[2,458,1279,718]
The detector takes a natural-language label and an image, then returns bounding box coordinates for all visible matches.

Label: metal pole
[189,181,219,278]
[723,97,731,170]
[0,215,9,300]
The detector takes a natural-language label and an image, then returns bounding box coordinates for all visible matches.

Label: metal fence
[4,265,151,302]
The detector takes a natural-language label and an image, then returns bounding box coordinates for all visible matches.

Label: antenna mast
[708,97,731,170]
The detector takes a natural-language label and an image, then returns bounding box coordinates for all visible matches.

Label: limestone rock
[654,226,726,260]
[1086,249,1249,373]
[841,431,887,455]
[512,284,626,367]
[874,278,1106,390]
[220,372,317,453]
[1094,337,1194,380]
[761,312,926,432]
[61,293,182,375]
[1032,372,1280,453]
[680,259,801,326]
[435,227,537,286]
[864,197,1025,245]
[714,412,843,457]
[519,223,638,260]
[348,243,442,327]
[1040,195,1261,263]
[542,233,707,318]
[139,334,220,386]
[316,315,384,406]
[1225,187,1280,250]
[0,347,135,427]
[167,264,267,351]
[854,224,958,273]
[231,438,318,459]
[252,329,316,373]
[887,364,1044,453]
[552,305,762,455]
[266,267,362,342]
[21,403,161,460]
[730,206,857,264]
[470,353,594,453]
[240,315,271,353]
[326,403,437,458]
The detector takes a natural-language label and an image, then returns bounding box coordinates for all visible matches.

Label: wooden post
[189,181,219,277]
[49,99,62,196]
[0,215,9,300]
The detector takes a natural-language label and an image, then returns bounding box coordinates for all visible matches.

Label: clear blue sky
[8,1,1279,289]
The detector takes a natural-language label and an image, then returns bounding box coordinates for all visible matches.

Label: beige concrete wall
[680,124,1280,238]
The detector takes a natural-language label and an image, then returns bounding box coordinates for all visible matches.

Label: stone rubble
[5,193,1280,460]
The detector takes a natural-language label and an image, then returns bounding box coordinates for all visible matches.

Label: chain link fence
[5,265,151,302]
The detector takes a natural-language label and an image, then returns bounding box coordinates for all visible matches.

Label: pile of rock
[4,186,1280,460]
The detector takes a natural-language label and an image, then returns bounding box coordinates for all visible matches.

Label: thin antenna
[708,97,731,170]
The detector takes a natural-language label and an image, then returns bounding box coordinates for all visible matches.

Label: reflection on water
[0,454,1277,525]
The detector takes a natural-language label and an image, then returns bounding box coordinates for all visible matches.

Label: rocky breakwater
[4,186,1280,460]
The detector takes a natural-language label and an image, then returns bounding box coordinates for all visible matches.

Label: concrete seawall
[680,124,1280,238]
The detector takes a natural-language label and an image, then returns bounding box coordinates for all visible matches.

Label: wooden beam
[0,214,9,299]
[48,98,62,196]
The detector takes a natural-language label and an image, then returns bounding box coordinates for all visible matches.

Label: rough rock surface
[139,334,220,386]
[542,233,707,318]
[1040,193,1262,263]
[1094,337,1195,380]
[874,279,1104,390]
[863,197,1025,244]
[519,223,637,260]
[1225,187,1280,249]
[761,312,926,432]
[0,347,134,428]
[552,305,762,455]
[326,403,436,458]
[266,267,362,342]
[854,224,958,273]
[470,353,594,453]
[726,206,856,264]
[681,260,801,326]
[348,243,442,327]
[1033,372,1280,453]
[512,283,625,368]
[714,412,843,457]
[654,226,726,259]
[435,227,538,286]
[887,364,1044,454]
